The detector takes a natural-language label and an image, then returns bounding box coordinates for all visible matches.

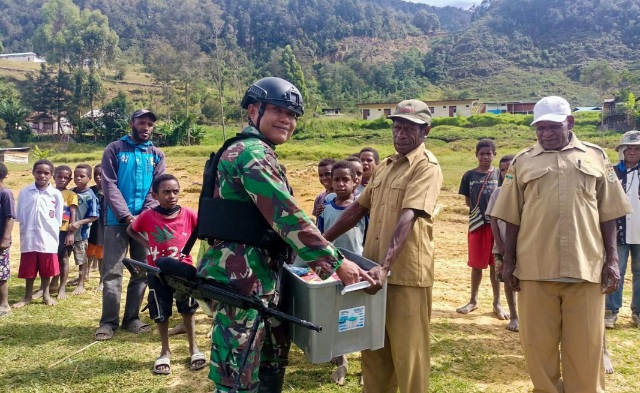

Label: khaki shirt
[358,144,443,287]
[491,133,632,283]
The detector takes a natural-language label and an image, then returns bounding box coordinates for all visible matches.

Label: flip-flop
[95,325,114,341]
[153,357,171,375]
[123,319,151,334]
[190,352,207,371]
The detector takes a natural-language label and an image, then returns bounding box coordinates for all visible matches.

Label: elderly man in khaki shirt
[491,96,631,393]
[324,99,443,393]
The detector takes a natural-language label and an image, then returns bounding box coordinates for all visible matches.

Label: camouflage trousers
[209,299,291,393]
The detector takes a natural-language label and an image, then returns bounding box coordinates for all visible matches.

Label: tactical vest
[196,133,289,254]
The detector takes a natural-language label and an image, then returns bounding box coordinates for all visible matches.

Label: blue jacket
[101,135,166,226]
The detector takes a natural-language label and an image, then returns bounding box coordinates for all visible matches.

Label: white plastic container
[281,248,387,363]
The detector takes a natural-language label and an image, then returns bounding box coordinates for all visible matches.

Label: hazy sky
[405,0,482,9]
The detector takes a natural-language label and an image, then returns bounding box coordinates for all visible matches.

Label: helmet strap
[247,102,266,131]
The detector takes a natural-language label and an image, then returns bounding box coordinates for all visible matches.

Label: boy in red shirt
[127,174,205,375]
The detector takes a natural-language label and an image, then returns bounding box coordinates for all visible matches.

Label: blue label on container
[338,306,365,332]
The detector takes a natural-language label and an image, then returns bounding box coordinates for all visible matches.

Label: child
[312,158,335,220]
[68,164,99,295]
[359,147,379,188]
[345,156,364,195]
[456,139,505,319]
[317,160,367,385]
[87,164,105,291]
[13,159,63,308]
[0,163,16,316]
[52,165,78,300]
[127,174,205,375]
[485,154,518,332]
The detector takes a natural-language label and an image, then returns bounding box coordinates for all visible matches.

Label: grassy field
[1,122,639,392]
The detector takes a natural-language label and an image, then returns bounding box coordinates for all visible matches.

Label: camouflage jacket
[197,126,343,296]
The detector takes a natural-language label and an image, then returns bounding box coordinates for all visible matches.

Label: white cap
[530,96,571,125]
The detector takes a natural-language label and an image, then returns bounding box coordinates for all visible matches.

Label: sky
[405,0,482,9]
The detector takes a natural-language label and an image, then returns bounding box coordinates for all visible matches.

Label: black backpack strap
[181,131,276,257]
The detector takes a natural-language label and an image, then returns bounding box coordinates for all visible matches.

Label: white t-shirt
[624,170,640,244]
[16,183,63,253]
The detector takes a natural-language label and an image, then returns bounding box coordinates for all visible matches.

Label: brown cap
[387,99,432,125]
[131,109,157,122]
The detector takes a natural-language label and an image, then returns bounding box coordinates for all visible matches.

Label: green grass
[2,114,639,392]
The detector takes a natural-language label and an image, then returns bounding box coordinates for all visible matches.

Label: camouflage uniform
[198,126,343,392]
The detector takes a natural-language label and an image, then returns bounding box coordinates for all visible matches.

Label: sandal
[190,352,207,371]
[95,325,114,341]
[123,319,151,334]
[153,357,171,375]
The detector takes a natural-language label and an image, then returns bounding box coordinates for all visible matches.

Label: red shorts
[467,223,494,269]
[18,252,60,279]
[87,243,104,259]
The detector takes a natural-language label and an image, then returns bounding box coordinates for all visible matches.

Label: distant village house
[321,108,342,116]
[0,52,46,63]
[0,147,30,164]
[27,112,73,136]
[357,99,478,121]
[478,101,536,115]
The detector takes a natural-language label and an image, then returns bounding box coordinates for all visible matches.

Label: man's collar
[241,126,276,149]
[120,135,153,148]
[531,132,586,156]
[387,143,425,165]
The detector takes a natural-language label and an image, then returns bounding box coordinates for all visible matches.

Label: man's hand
[65,232,75,246]
[363,265,389,295]
[502,255,520,292]
[0,237,11,251]
[336,259,375,287]
[601,258,620,295]
[68,222,81,232]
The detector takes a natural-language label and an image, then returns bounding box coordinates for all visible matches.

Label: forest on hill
[2,0,640,146]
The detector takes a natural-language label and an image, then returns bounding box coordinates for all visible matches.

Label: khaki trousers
[519,281,605,393]
[362,284,432,393]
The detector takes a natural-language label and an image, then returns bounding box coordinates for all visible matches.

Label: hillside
[425,0,640,101]
[3,0,640,116]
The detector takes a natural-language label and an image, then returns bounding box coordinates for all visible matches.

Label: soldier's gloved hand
[336,258,375,287]
[601,258,620,295]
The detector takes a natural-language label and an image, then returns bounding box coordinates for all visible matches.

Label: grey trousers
[99,225,148,329]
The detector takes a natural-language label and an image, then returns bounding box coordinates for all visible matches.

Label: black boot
[257,366,286,393]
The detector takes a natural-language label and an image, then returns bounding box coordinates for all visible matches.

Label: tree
[579,62,618,99]
[99,91,130,142]
[280,45,308,105]
[413,10,440,34]
[0,97,32,143]
[623,92,640,129]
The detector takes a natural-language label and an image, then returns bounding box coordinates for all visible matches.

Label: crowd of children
[312,148,379,385]
[6,160,102,309]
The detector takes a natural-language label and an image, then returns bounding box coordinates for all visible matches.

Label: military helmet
[241,77,304,116]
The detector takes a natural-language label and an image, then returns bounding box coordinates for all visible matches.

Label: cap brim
[615,141,640,151]
[387,114,429,125]
[530,114,568,126]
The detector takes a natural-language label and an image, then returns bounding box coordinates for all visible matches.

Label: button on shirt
[16,183,64,253]
[357,144,443,287]
[491,133,632,283]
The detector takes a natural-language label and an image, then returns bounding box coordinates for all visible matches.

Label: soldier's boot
[257,366,286,393]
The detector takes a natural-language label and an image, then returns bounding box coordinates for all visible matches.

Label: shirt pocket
[575,163,599,200]
[390,178,410,210]
[521,168,550,199]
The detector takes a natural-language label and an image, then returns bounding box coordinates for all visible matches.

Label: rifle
[123,257,321,333]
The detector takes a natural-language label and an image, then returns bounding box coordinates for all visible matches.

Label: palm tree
[0,97,32,143]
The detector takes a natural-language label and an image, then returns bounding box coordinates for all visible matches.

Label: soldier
[491,96,631,392]
[196,77,372,393]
